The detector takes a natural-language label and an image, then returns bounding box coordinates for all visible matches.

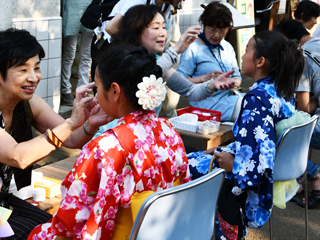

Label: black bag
[80,0,120,30]
[217,178,247,240]
[80,0,153,30]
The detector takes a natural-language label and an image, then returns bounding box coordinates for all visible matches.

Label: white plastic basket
[169,117,198,132]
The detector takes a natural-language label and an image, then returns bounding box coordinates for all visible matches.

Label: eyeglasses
[207,27,228,36]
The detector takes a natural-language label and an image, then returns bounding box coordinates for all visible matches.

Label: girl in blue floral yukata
[188,31,305,239]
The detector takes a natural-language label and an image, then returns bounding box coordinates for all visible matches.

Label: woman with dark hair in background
[294,0,320,30]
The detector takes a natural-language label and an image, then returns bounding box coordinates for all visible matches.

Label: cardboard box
[34,176,62,198]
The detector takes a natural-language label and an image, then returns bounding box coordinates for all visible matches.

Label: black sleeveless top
[0,100,33,207]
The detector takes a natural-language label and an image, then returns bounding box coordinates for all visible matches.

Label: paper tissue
[34,176,62,199]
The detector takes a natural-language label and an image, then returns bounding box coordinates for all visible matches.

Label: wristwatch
[205,79,215,94]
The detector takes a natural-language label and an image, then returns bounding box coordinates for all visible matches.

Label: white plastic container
[33,187,46,202]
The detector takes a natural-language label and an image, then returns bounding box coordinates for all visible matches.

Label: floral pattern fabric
[218,212,238,240]
[29,110,190,240]
[189,77,296,238]
[221,76,296,228]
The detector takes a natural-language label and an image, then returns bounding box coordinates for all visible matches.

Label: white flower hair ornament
[136,74,167,110]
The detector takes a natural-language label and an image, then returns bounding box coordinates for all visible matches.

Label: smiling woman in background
[90,4,236,139]
[110,4,235,103]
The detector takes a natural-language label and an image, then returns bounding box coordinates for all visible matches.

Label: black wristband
[83,121,98,136]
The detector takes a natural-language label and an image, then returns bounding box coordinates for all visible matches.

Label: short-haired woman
[176,1,243,121]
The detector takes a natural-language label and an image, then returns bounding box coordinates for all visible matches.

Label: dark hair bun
[96,45,162,107]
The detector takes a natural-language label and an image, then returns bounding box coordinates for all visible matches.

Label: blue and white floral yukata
[188,76,296,239]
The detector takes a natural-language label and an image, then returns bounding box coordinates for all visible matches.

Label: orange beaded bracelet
[45,128,63,148]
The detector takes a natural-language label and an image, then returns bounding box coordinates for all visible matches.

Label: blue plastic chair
[129,168,226,240]
[269,115,319,240]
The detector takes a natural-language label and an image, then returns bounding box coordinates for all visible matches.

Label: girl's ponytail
[274,39,304,100]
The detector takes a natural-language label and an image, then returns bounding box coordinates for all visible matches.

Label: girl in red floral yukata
[28,45,190,240]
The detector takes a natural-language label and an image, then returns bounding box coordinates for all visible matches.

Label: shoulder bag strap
[304,49,320,68]
[163,3,170,13]
[98,0,105,27]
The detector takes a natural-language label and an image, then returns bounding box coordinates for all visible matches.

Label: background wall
[11,0,62,113]
[179,0,212,33]
[12,0,60,18]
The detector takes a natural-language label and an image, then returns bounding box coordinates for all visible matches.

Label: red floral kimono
[29,110,190,240]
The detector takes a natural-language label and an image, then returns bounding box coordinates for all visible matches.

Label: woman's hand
[173,26,201,54]
[73,83,114,134]
[105,13,122,36]
[214,151,234,173]
[208,71,224,80]
[86,95,114,128]
[208,70,235,91]
[189,70,224,84]
[69,82,96,130]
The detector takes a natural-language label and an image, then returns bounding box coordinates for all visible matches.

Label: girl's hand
[203,147,217,155]
[214,151,234,173]
[173,26,201,54]
[208,70,235,91]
